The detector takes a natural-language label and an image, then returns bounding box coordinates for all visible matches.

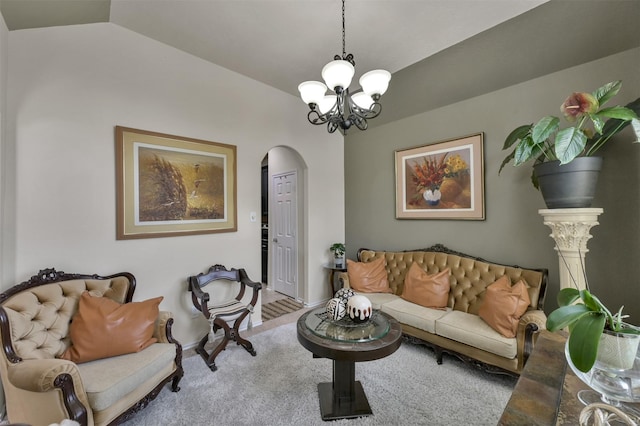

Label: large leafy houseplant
[546,287,640,373]
[499,80,640,187]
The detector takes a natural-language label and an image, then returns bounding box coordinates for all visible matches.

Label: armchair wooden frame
[189,264,262,371]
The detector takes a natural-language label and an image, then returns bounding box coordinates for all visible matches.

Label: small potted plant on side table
[330,243,346,269]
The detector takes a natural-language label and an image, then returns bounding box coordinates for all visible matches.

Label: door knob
[273,238,278,243]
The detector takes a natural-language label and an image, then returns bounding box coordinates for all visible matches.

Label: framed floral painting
[395,133,484,220]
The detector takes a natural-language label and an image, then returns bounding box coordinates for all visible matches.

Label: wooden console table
[500,331,640,425]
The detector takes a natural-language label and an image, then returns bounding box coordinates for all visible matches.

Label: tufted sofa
[0,268,183,426]
[340,244,548,376]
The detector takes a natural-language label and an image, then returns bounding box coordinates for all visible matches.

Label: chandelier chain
[341,0,346,58]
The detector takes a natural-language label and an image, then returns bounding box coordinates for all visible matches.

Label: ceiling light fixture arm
[305,89,382,134]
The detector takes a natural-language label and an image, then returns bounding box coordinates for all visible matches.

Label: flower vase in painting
[408,152,470,209]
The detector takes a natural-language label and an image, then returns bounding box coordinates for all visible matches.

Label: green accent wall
[344,44,640,317]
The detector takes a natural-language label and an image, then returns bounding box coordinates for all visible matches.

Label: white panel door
[272,171,297,298]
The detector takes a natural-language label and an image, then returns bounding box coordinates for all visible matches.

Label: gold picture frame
[395,133,484,220]
[115,126,237,239]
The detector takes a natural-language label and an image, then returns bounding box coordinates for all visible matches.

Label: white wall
[0,8,8,418]
[5,23,345,346]
[0,11,10,289]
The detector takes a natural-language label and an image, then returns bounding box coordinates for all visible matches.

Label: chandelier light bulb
[359,69,391,97]
[322,60,355,93]
[318,95,338,114]
[298,81,327,106]
[351,92,374,110]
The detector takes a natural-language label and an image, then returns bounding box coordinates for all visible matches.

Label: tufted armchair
[0,268,183,426]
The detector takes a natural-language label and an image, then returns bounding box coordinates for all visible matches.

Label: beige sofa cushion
[435,310,517,359]
[381,298,450,334]
[77,342,176,411]
[353,292,399,309]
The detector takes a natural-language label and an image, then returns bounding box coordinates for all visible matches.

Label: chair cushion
[435,310,517,359]
[401,264,450,309]
[347,257,393,294]
[478,276,530,338]
[60,292,162,363]
[77,343,176,411]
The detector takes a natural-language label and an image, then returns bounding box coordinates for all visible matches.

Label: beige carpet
[262,298,304,322]
[121,321,517,425]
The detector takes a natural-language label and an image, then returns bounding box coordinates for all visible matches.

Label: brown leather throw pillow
[401,263,451,309]
[347,257,392,294]
[478,275,531,338]
[60,291,162,363]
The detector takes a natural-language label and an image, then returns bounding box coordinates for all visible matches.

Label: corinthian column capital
[539,208,603,290]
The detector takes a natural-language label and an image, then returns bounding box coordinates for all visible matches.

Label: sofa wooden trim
[343,244,549,377]
[0,268,184,426]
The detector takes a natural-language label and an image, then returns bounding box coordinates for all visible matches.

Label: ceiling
[0,0,549,97]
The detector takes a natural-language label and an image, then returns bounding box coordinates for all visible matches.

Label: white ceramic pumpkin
[347,295,372,323]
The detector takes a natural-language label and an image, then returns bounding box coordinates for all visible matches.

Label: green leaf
[568,313,606,373]
[498,150,515,175]
[592,80,621,106]
[597,106,639,121]
[513,136,535,166]
[584,291,608,313]
[590,113,605,134]
[555,127,587,164]
[531,116,559,144]
[558,288,580,306]
[590,97,640,144]
[546,304,590,331]
[503,124,532,150]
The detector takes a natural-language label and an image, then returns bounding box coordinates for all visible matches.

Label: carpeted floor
[122,321,516,425]
[261,298,304,322]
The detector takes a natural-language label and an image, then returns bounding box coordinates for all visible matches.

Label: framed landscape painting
[395,133,484,220]
[116,126,237,239]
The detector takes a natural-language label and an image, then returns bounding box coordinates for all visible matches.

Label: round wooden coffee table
[297,307,402,421]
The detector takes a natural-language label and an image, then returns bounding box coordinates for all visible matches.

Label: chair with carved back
[188,264,262,371]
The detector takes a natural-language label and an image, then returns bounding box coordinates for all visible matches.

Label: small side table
[322,263,347,296]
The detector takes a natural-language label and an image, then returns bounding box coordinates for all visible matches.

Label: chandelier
[298,0,391,134]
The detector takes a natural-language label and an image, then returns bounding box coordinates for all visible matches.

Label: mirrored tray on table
[305,308,389,342]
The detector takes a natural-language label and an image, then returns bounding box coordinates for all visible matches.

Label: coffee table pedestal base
[317,359,373,421]
[318,381,372,420]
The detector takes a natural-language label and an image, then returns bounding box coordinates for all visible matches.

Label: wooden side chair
[188,264,262,371]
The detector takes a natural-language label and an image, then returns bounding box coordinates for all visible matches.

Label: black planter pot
[533,157,603,209]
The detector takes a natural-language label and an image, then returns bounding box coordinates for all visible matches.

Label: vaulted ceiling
[1,0,638,126]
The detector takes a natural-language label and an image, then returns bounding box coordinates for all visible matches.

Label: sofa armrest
[338,272,350,289]
[8,358,90,425]
[519,309,547,331]
[154,310,173,343]
[515,309,547,370]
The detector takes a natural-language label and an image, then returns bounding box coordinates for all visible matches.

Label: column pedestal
[539,208,603,291]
